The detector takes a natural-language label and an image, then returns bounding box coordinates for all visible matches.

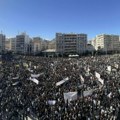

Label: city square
[0,54,120,119]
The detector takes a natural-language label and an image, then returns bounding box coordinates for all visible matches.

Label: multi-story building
[0,34,5,53]
[5,39,12,51]
[5,38,16,52]
[16,33,30,54]
[48,39,56,49]
[10,38,16,52]
[31,37,42,54]
[91,34,120,52]
[56,33,87,55]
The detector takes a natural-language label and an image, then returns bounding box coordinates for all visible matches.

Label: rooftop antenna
[1,30,3,34]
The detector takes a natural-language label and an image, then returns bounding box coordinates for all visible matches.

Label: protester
[0,54,120,120]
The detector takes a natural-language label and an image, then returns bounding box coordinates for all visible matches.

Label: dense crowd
[0,55,120,120]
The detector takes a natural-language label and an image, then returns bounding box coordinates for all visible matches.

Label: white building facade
[31,37,42,54]
[91,34,120,52]
[56,33,87,55]
[16,33,30,54]
[11,38,16,52]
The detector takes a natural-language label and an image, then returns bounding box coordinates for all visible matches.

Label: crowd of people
[0,54,120,120]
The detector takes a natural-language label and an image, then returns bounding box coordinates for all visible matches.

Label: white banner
[12,76,19,80]
[95,72,100,78]
[95,71,104,85]
[98,78,104,85]
[80,75,84,83]
[107,66,111,72]
[28,68,33,73]
[23,63,28,68]
[29,62,32,67]
[107,92,112,98]
[31,73,44,78]
[29,77,39,84]
[48,100,56,105]
[34,66,37,69]
[83,89,93,97]
[56,77,69,86]
[12,81,19,86]
[115,64,119,69]
[64,92,77,103]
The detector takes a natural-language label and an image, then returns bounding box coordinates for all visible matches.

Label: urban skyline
[0,0,120,39]
[1,32,120,56]
[2,32,120,41]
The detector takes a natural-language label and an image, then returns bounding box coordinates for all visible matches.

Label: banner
[31,74,40,78]
[16,64,19,67]
[95,72,100,78]
[23,63,28,68]
[107,66,111,72]
[29,77,39,84]
[64,92,77,103]
[29,62,32,67]
[95,71,104,85]
[118,89,120,93]
[83,89,93,97]
[28,68,33,73]
[56,77,69,86]
[98,78,104,85]
[12,76,19,80]
[115,64,119,69]
[107,92,112,98]
[48,100,56,105]
[12,82,19,86]
[34,66,37,69]
[80,75,84,83]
